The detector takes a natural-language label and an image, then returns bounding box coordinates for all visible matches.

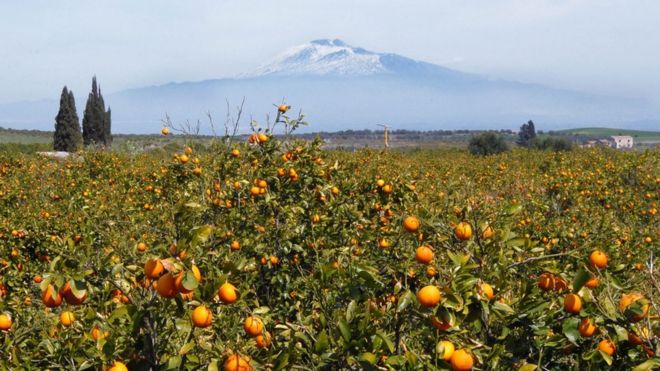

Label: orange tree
[0,110,658,370]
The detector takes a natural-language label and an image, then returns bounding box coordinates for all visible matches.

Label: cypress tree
[516,120,537,147]
[53,86,82,152]
[82,76,112,146]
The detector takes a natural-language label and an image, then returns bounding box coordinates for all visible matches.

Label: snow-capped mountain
[0,39,658,133]
[247,39,471,79]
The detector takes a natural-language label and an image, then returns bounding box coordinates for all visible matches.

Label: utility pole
[377,124,390,149]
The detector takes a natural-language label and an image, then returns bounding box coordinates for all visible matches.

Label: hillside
[557,127,660,141]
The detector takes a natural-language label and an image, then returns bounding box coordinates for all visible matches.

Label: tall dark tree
[517,120,536,147]
[53,86,82,152]
[82,76,112,146]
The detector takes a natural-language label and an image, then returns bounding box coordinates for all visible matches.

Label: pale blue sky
[1,0,659,103]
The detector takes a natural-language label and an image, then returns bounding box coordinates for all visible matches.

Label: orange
[382,184,393,194]
[578,318,597,337]
[255,331,272,348]
[0,313,12,331]
[91,326,108,340]
[108,361,129,371]
[144,259,164,279]
[553,277,568,292]
[417,285,441,308]
[403,216,420,233]
[376,179,385,187]
[598,339,616,356]
[431,316,451,330]
[156,273,178,298]
[454,222,473,241]
[59,311,75,327]
[589,250,608,269]
[437,340,455,361]
[175,272,195,294]
[257,133,269,143]
[628,331,643,345]
[224,354,252,371]
[137,242,147,252]
[563,294,582,314]
[244,316,263,337]
[161,127,170,136]
[481,225,495,239]
[179,154,189,164]
[250,186,261,197]
[230,240,240,251]
[378,239,390,249]
[415,246,434,264]
[184,146,193,155]
[192,305,213,328]
[450,348,474,370]
[231,149,240,157]
[538,273,554,291]
[278,104,289,113]
[619,293,649,322]
[42,284,63,308]
[218,283,238,304]
[60,281,87,305]
[479,283,494,300]
[33,275,43,284]
[585,276,599,289]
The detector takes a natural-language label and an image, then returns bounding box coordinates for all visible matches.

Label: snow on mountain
[249,39,391,77]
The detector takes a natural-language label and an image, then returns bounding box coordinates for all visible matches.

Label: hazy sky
[1,0,660,104]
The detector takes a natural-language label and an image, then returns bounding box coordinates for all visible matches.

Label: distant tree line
[53,76,112,152]
[469,119,573,156]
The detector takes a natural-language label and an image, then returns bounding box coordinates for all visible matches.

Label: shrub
[468,131,509,156]
[531,136,574,151]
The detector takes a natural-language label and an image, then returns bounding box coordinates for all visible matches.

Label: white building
[610,136,633,149]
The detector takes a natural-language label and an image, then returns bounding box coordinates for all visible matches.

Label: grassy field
[557,127,660,141]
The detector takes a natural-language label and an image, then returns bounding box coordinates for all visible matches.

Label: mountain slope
[1,39,658,133]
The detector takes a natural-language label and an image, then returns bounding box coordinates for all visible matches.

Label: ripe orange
[33,275,43,284]
[538,273,554,291]
[431,316,451,330]
[589,250,608,269]
[278,104,289,113]
[563,293,582,314]
[91,325,108,340]
[179,154,189,164]
[255,331,272,348]
[450,348,474,370]
[59,311,75,327]
[230,240,240,251]
[0,313,12,331]
[231,148,240,157]
[598,339,616,356]
[192,305,213,328]
[454,222,473,241]
[224,354,252,371]
[137,242,147,252]
[257,133,269,143]
[378,239,390,249]
[60,281,87,305]
[415,246,434,264]
[193,167,202,176]
[156,273,178,298]
[184,146,193,155]
[481,225,495,239]
[250,186,261,197]
[417,285,441,308]
[218,283,238,304]
[619,293,649,322]
[382,184,393,194]
[42,284,63,308]
[144,259,164,279]
[479,283,494,300]
[585,276,599,289]
[376,179,385,187]
[161,127,170,136]
[578,318,597,337]
[437,340,455,361]
[243,316,263,337]
[108,361,129,371]
[403,216,420,233]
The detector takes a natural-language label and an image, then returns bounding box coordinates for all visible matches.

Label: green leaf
[492,301,515,316]
[358,352,377,365]
[632,359,660,371]
[70,279,87,299]
[572,269,591,293]
[518,364,537,371]
[182,271,199,291]
[179,341,195,355]
[505,204,523,215]
[167,356,182,369]
[376,330,395,354]
[396,290,414,313]
[385,355,406,366]
[562,317,580,345]
[598,350,612,366]
[338,319,351,343]
[346,300,357,322]
[314,330,329,353]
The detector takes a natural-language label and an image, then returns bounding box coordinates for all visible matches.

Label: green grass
[557,127,660,141]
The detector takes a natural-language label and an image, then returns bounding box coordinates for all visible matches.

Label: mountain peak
[248,39,388,77]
